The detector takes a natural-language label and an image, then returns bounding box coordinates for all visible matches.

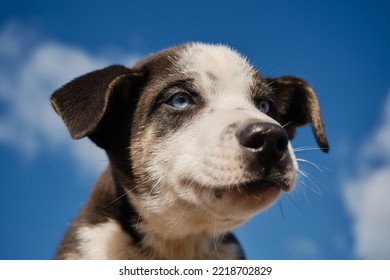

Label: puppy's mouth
[180,175,292,200]
[207,177,288,203]
[238,178,291,194]
[213,177,292,198]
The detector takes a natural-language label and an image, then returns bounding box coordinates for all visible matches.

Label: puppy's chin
[176,178,288,230]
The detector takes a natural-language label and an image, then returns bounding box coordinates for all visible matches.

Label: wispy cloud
[343,93,390,259]
[285,236,322,259]
[0,21,141,174]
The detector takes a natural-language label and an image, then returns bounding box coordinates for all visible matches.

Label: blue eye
[167,93,193,109]
[257,100,270,114]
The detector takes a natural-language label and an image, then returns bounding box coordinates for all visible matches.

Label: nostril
[236,122,289,157]
[276,133,288,154]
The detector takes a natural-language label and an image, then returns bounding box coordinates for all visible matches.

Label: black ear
[266,76,329,152]
[51,65,139,140]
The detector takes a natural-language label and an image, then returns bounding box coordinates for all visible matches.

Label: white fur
[178,43,256,99]
[77,219,132,259]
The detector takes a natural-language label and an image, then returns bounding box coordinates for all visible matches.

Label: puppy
[51,42,329,259]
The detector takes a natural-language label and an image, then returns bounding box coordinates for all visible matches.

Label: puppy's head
[52,43,328,238]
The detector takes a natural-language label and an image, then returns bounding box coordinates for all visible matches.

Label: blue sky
[0,0,389,260]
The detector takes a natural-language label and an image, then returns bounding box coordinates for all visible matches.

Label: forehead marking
[176,44,256,95]
[206,71,218,83]
[205,71,218,94]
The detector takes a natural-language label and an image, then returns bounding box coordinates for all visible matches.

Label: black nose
[236,122,289,158]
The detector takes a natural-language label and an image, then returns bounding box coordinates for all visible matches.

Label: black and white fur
[51,42,329,259]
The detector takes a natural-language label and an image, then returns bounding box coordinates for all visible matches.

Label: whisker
[213,235,224,256]
[295,172,312,200]
[296,158,331,172]
[297,169,308,178]
[135,213,142,231]
[103,187,134,208]
[282,121,293,128]
[285,194,310,218]
[277,200,286,220]
[144,177,163,215]
[297,170,323,197]
[294,146,326,152]
[301,169,331,196]
[103,177,150,208]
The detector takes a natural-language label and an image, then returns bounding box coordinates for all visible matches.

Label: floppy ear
[51,65,139,141]
[266,75,329,152]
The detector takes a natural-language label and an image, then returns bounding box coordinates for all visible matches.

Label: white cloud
[285,237,322,259]
[343,93,390,259]
[0,21,141,174]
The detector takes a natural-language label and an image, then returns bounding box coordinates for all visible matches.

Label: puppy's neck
[140,232,221,259]
[111,170,242,259]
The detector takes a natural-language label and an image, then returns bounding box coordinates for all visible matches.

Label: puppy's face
[51,43,329,238]
[128,44,328,236]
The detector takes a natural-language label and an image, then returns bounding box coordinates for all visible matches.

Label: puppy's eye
[167,92,194,109]
[257,100,270,114]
